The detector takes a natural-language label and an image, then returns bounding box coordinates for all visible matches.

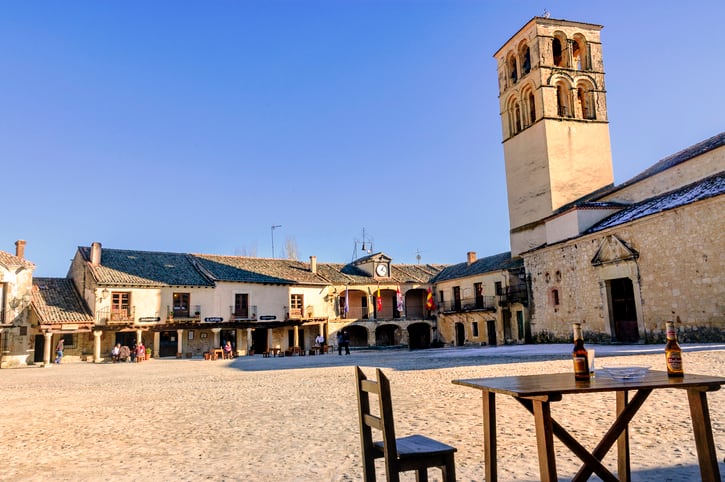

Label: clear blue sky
[2,1,724,277]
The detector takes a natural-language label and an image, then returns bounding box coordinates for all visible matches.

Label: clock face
[376,264,388,276]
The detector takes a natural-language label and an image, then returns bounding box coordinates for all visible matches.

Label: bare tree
[285,236,298,260]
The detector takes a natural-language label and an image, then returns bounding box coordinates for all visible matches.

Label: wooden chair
[355,366,456,482]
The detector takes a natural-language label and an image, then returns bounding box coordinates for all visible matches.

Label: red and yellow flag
[376,286,383,312]
[425,287,435,310]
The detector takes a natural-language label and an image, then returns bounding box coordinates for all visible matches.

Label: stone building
[495,16,724,342]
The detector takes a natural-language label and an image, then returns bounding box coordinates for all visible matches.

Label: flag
[426,287,435,310]
[344,287,349,315]
[376,286,383,312]
[396,286,404,314]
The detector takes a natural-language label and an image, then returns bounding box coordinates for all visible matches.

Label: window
[528,92,536,124]
[111,292,130,320]
[453,286,461,311]
[577,84,596,120]
[472,321,479,337]
[173,292,190,317]
[552,35,567,67]
[556,81,572,117]
[508,54,518,84]
[520,44,531,75]
[234,293,249,318]
[494,281,503,296]
[551,289,560,307]
[572,35,588,70]
[290,294,304,317]
[474,282,484,308]
[61,333,76,349]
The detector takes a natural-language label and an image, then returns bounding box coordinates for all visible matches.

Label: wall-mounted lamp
[100,288,109,300]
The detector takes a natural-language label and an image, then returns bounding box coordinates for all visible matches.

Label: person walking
[54,338,64,364]
[337,331,344,356]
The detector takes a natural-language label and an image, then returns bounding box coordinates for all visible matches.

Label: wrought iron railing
[439,296,496,313]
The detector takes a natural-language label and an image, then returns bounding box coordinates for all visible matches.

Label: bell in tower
[494,16,615,256]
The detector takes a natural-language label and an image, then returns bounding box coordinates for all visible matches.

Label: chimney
[15,240,26,259]
[310,255,317,274]
[91,242,102,266]
[467,251,477,265]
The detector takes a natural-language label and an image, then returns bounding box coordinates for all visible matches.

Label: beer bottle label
[573,356,588,374]
[666,351,683,371]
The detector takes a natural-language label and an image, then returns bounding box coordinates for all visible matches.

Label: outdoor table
[212,348,224,360]
[453,371,724,482]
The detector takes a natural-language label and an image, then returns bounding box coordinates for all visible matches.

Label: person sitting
[223,341,233,359]
[119,345,131,362]
[111,343,121,363]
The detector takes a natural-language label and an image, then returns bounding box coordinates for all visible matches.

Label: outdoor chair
[354,366,456,482]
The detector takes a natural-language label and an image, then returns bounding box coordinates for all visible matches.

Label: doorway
[455,323,465,346]
[608,278,639,343]
[487,320,497,346]
[34,334,45,363]
[159,331,178,357]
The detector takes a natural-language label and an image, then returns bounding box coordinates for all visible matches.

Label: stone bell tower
[494,17,614,256]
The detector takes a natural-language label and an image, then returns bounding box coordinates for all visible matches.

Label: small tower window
[508,54,518,84]
[520,44,531,75]
[514,103,522,133]
[556,81,572,117]
[577,84,596,120]
[553,37,564,67]
[572,35,589,70]
[528,91,536,124]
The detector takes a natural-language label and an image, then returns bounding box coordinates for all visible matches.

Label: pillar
[153,332,160,358]
[136,329,143,345]
[293,326,299,348]
[246,328,253,350]
[211,328,221,348]
[176,329,184,358]
[43,332,53,366]
[93,330,102,363]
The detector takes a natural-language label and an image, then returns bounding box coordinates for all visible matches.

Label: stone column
[153,332,160,359]
[246,328,253,352]
[293,326,299,348]
[136,329,143,345]
[176,329,184,358]
[43,332,53,366]
[367,327,375,347]
[211,328,221,349]
[93,330,103,363]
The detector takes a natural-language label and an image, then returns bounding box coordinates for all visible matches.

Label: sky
[2,1,724,277]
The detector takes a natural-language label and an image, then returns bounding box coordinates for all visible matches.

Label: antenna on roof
[543,8,551,18]
[351,228,374,261]
[416,249,423,265]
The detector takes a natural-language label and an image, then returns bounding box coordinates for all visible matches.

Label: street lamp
[271,225,282,258]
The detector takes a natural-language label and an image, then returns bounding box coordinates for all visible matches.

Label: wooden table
[212,348,224,360]
[453,371,724,482]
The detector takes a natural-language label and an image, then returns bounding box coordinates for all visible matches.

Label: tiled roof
[0,250,35,270]
[316,263,444,285]
[31,277,94,323]
[616,131,725,189]
[430,252,520,283]
[587,172,725,233]
[79,247,214,287]
[192,254,328,285]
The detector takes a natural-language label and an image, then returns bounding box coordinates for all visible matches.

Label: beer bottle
[572,323,590,381]
[665,321,684,377]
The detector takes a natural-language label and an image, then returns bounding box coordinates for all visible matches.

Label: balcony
[229,305,258,321]
[167,305,202,323]
[439,296,496,313]
[98,307,136,324]
[497,287,529,306]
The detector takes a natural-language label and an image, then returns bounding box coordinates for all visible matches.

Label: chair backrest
[355,366,399,479]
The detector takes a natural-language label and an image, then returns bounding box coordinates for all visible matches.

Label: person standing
[54,338,64,364]
[343,330,351,355]
[337,331,344,356]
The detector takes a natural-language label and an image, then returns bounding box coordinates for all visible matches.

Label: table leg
[687,388,721,482]
[616,390,631,482]
[482,390,497,482]
[532,399,557,482]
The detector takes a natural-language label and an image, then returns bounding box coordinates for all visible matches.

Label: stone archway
[407,322,431,349]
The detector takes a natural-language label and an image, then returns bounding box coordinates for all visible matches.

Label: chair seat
[374,434,457,458]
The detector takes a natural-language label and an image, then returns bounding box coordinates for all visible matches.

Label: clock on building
[376,264,388,276]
